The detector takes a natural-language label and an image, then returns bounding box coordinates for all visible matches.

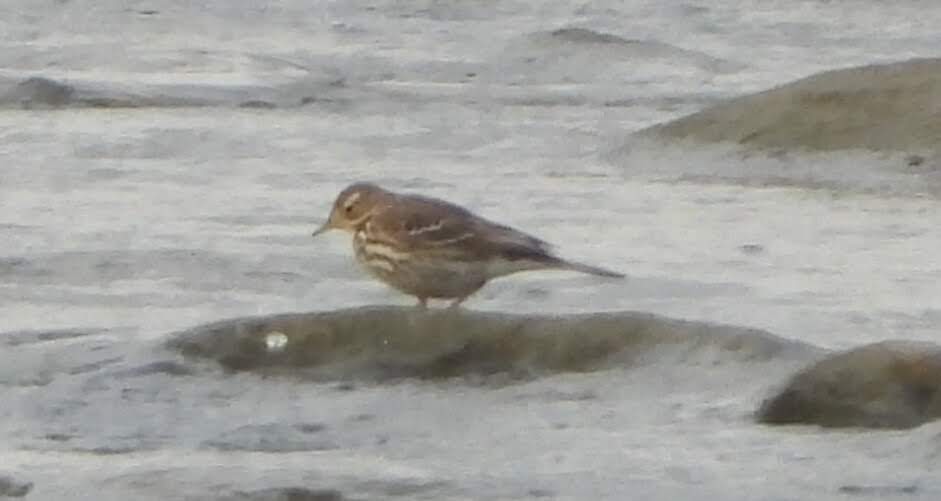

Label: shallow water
[3,0,941,499]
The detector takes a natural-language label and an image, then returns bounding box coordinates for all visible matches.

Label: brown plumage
[312,182,624,307]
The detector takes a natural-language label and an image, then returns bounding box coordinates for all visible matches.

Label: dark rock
[114,360,195,377]
[239,100,277,109]
[906,154,925,167]
[166,306,814,382]
[739,244,764,255]
[44,433,73,442]
[757,341,941,428]
[1,328,100,347]
[549,27,638,45]
[0,474,32,497]
[4,76,75,108]
[528,489,555,498]
[638,58,941,152]
[296,423,327,434]
[227,487,344,501]
[839,484,918,495]
[201,423,337,452]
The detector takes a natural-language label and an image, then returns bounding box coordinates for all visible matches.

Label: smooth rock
[201,423,338,453]
[166,306,813,381]
[226,487,344,501]
[638,58,941,152]
[757,340,941,429]
[2,76,74,109]
[0,474,32,498]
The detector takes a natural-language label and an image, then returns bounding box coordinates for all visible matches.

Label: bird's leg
[416,297,428,309]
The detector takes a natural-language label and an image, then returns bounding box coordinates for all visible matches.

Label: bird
[311,182,624,308]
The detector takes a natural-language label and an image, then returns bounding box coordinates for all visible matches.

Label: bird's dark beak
[311,222,332,237]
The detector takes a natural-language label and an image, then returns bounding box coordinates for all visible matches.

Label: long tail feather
[555,258,625,278]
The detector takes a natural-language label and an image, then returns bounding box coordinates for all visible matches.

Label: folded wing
[372,195,555,262]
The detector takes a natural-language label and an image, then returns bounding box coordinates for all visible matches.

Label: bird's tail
[553,258,625,278]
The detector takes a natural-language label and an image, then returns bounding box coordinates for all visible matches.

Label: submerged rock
[638,58,941,152]
[166,306,812,381]
[226,487,344,501]
[0,74,325,109]
[491,27,736,88]
[757,340,941,429]
[1,76,75,109]
[201,423,337,453]
[0,473,32,497]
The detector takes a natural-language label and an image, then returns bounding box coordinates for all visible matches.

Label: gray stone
[166,306,813,381]
[638,58,941,153]
[227,487,344,501]
[0,474,32,498]
[3,77,75,109]
[757,340,941,428]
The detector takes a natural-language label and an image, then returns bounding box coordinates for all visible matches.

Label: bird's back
[381,191,554,263]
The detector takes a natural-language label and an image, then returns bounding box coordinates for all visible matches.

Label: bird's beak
[311,221,333,237]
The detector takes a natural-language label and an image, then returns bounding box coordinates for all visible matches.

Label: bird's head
[312,182,388,236]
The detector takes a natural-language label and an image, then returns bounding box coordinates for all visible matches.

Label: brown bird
[312,182,624,308]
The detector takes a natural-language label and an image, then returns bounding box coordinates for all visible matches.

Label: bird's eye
[344,204,354,214]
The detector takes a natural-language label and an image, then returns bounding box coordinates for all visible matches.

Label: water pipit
[312,182,623,307]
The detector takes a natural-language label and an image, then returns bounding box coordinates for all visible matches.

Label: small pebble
[906,154,925,167]
[740,244,764,255]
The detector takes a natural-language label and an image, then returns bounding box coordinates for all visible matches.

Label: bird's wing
[371,195,553,261]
